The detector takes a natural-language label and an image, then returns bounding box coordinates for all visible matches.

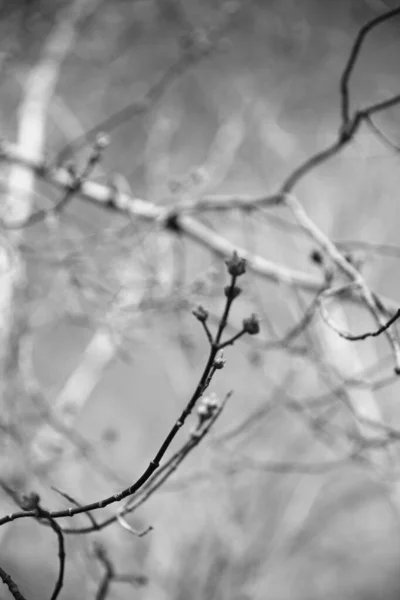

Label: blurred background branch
[1,1,400,599]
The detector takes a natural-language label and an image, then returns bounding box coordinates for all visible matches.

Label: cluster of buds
[224,251,247,300]
[192,253,260,340]
[189,252,260,441]
[196,393,220,425]
[190,393,221,440]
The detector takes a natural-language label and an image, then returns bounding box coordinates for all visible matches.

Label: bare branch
[0,258,255,524]
[92,543,147,600]
[0,566,27,600]
[340,7,400,123]
[319,299,400,342]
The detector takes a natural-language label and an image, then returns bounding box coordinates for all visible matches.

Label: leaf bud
[242,313,260,335]
[213,350,226,369]
[192,305,209,322]
[225,251,246,277]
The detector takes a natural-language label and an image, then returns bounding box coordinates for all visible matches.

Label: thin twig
[0,265,250,524]
[0,566,27,600]
[93,543,146,600]
[340,6,400,123]
[56,5,239,164]
[319,298,400,342]
[44,516,66,600]
[62,394,230,534]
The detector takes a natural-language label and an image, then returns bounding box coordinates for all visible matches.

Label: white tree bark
[0,0,102,512]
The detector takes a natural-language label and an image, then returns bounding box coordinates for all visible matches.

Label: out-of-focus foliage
[1,2,400,600]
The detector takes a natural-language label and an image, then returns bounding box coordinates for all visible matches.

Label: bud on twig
[242,313,260,335]
[213,350,226,369]
[225,251,246,277]
[196,393,220,424]
[21,492,40,511]
[192,305,209,322]
[224,284,242,299]
[204,392,220,410]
